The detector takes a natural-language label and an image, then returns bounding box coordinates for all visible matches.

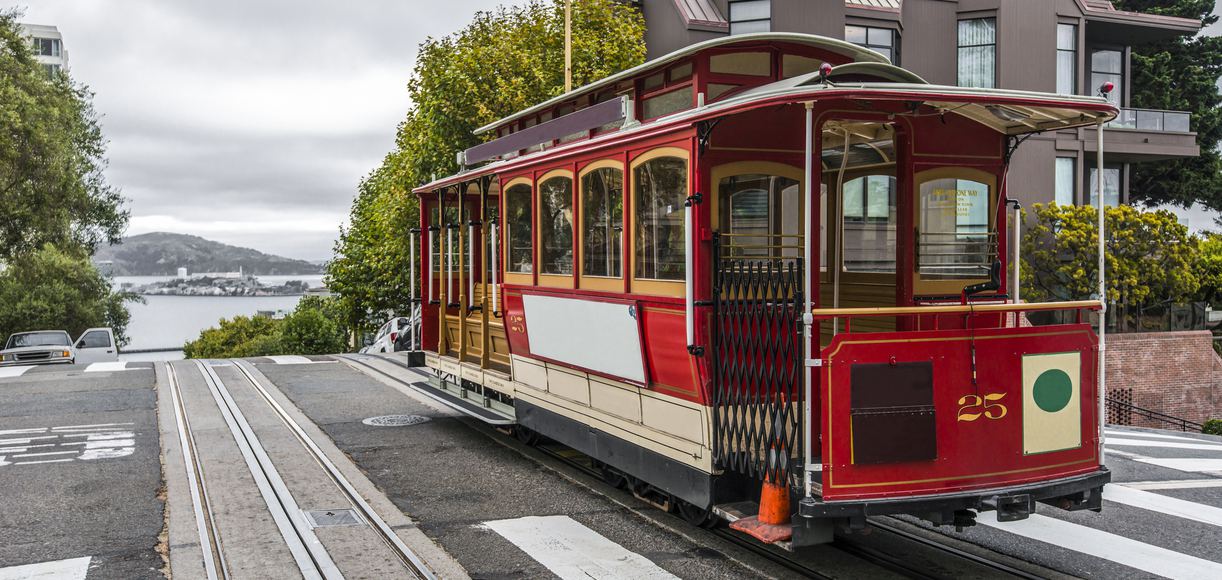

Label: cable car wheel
[513,425,542,446]
[676,499,720,529]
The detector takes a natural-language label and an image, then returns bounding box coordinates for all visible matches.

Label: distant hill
[93,232,323,276]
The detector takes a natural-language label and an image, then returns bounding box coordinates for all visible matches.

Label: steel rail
[231,360,437,580]
[811,299,1102,317]
[193,360,340,580]
[165,362,229,580]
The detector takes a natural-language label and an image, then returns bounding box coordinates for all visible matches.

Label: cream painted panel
[641,395,705,444]
[512,356,548,392]
[439,357,462,375]
[546,366,591,406]
[590,379,642,423]
[521,294,646,383]
[485,373,515,396]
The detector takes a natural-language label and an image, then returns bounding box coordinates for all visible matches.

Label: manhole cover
[304,509,362,527]
[362,414,430,427]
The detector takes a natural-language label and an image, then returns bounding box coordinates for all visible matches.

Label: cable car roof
[473,32,891,136]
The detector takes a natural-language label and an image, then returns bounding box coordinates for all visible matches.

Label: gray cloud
[18,0,507,261]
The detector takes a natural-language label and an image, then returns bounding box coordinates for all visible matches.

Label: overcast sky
[14,3,1222,262]
[17,0,505,262]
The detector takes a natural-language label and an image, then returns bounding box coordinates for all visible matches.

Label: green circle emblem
[1033,369,1073,413]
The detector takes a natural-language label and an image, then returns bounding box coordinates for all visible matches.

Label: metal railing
[1106,397,1204,432]
[1106,107,1192,133]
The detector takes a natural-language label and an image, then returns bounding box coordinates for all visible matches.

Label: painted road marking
[1104,484,1222,528]
[482,515,678,580]
[0,556,90,579]
[84,361,129,372]
[265,355,314,365]
[1105,437,1222,451]
[1124,479,1222,491]
[980,513,1222,579]
[0,424,135,468]
[1106,430,1218,443]
[1134,457,1222,476]
[0,366,34,378]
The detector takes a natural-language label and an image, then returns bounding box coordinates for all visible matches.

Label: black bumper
[798,468,1110,522]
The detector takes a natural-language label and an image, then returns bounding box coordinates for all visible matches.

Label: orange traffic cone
[729,476,793,543]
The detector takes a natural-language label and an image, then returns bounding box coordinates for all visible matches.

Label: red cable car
[406,33,1114,546]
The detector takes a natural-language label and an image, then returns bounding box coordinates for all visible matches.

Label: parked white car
[364,316,416,354]
[0,328,119,367]
[0,330,75,366]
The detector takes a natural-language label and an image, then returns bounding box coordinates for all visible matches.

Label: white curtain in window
[958,19,996,88]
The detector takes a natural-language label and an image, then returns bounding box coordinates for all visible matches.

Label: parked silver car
[0,330,76,366]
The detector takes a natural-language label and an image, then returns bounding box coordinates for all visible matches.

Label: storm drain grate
[304,509,362,528]
[362,414,430,427]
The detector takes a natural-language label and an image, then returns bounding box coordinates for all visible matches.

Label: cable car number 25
[956,393,1008,422]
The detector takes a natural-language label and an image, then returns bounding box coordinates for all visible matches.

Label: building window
[41,63,61,78]
[1055,157,1076,206]
[1057,24,1077,95]
[505,183,533,273]
[538,175,574,275]
[634,155,687,281]
[1091,49,1124,107]
[32,37,60,57]
[729,0,771,35]
[846,25,899,65]
[581,167,623,279]
[1088,164,1122,208]
[958,18,996,88]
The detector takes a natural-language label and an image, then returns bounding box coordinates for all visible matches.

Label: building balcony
[1106,108,1192,133]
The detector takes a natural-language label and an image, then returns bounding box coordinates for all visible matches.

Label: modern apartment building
[641,0,1202,209]
[20,23,68,78]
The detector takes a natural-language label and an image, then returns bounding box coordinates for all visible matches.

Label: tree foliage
[1194,232,1222,304]
[1021,203,1199,305]
[0,9,127,259]
[326,0,646,336]
[1112,1,1222,210]
[182,296,348,358]
[0,244,141,346]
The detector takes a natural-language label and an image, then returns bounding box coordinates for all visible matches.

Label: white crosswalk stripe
[1105,437,1222,451]
[84,362,130,372]
[0,556,90,579]
[0,423,135,468]
[481,515,677,580]
[0,366,34,378]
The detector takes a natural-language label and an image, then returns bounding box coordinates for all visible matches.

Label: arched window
[538,172,574,277]
[715,168,802,260]
[633,151,688,288]
[580,164,624,284]
[504,181,533,275]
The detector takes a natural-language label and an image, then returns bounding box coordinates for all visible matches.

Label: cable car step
[714,501,795,546]
[347,355,515,425]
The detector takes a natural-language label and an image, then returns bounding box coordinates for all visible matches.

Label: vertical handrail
[446,225,454,306]
[1096,118,1107,463]
[426,227,437,304]
[491,222,500,316]
[1012,202,1021,306]
[685,194,696,351]
[409,228,419,350]
[801,102,815,500]
[467,221,477,311]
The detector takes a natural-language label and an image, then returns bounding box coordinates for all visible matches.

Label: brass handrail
[811,300,1102,318]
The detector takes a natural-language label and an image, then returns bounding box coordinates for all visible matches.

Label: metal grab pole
[491,222,500,315]
[409,229,418,350]
[468,222,476,309]
[1013,203,1021,306]
[446,225,454,305]
[426,228,435,303]
[1096,119,1107,462]
[802,102,815,500]
[684,195,696,350]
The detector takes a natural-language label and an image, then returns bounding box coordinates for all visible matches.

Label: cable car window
[485,198,500,281]
[431,205,462,273]
[581,167,623,278]
[634,156,687,281]
[718,173,800,259]
[642,86,693,119]
[709,51,771,76]
[539,176,574,275]
[841,175,897,273]
[505,183,533,273]
[917,172,996,284]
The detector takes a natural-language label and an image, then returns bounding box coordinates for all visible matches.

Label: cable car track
[169,360,436,580]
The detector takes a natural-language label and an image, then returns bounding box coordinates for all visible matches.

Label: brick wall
[1105,331,1222,429]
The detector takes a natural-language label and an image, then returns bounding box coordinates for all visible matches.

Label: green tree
[280,307,346,355]
[1194,232,1222,304]
[0,9,127,259]
[1022,203,1200,305]
[182,315,281,359]
[326,0,645,338]
[1112,1,1222,210]
[0,244,141,345]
